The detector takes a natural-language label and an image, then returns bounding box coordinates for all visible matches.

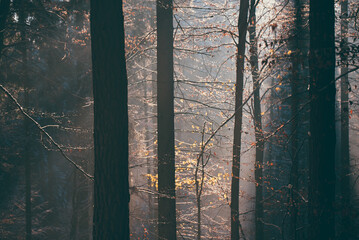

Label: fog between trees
[1,0,359,239]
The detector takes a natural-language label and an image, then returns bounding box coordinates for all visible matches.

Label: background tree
[231,0,250,239]
[249,1,264,239]
[156,0,176,239]
[339,0,352,238]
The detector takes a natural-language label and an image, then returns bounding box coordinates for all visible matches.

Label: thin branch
[0,84,94,181]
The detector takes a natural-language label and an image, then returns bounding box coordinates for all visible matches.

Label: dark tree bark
[156,0,176,239]
[339,0,352,238]
[249,2,264,239]
[90,0,130,239]
[308,0,336,239]
[231,0,250,239]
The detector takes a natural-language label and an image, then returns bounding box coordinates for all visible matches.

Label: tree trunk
[156,0,176,239]
[90,0,130,239]
[340,0,351,238]
[70,170,79,240]
[19,1,31,239]
[195,126,206,240]
[289,1,303,239]
[70,160,90,240]
[70,5,91,239]
[151,48,158,238]
[144,68,155,238]
[231,0,250,239]
[195,153,202,240]
[308,0,336,239]
[249,2,264,239]
[0,0,10,56]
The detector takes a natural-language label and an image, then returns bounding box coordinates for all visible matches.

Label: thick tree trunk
[308,0,336,239]
[156,0,176,239]
[90,0,130,239]
[340,0,351,238]
[231,0,250,239]
[249,3,264,240]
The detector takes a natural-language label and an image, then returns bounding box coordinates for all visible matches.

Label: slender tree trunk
[289,1,303,239]
[156,0,176,239]
[308,0,336,239]
[19,1,31,239]
[340,0,351,238]
[0,0,10,56]
[231,1,250,239]
[24,68,31,240]
[70,5,91,239]
[195,153,202,240]
[90,0,130,239]
[151,50,158,238]
[144,69,155,237]
[249,2,264,239]
[45,51,58,227]
[70,160,90,240]
[195,126,206,240]
[70,170,79,240]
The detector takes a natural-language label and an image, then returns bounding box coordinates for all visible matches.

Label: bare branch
[0,84,94,181]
